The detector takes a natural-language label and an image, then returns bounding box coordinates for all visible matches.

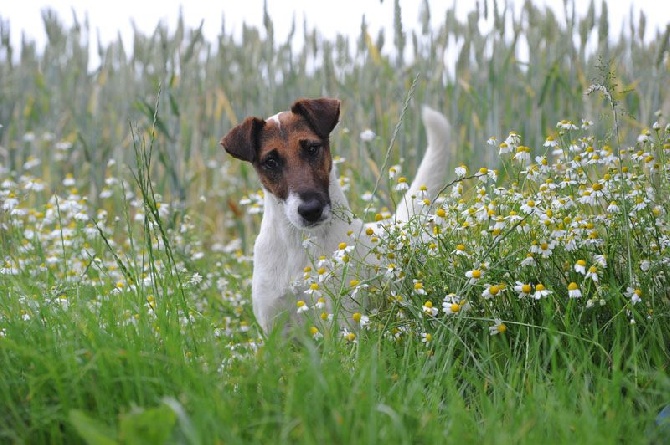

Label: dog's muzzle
[294,191,331,227]
[298,197,327,224]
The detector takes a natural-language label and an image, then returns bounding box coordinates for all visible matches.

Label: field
[1,1,669,443]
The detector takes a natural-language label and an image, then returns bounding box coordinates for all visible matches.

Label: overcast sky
[2,0,668,63]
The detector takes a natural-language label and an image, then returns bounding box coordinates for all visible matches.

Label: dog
[221,98,450,333]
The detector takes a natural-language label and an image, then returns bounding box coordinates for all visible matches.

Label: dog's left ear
[291,98,340,139]
[220,117,265,163]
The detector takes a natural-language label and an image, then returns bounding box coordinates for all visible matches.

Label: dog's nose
[298,197,325,224]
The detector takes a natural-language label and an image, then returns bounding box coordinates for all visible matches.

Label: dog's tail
[394,106,451,223]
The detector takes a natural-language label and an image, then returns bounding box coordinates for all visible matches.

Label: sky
[2,0,668,65]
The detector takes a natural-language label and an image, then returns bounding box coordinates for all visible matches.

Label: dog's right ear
[220,117,265,163]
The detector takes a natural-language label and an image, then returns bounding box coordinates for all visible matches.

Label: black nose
[298,197,326,224]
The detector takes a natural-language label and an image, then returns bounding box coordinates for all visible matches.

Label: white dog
[221,98,450,333]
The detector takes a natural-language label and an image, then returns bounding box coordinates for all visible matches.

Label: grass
[1,0,670,443]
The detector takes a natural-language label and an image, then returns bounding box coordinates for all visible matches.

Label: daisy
[505,131,521,148]
[421,332,433,344]
[422,301,438,317]
[62,173,76,186]
[360,129,376,141]
[309,326,323,340]
[296,300,310,314]
[452,244,468,256]
[489,318,507,335]
[514,146,531,164]
[607,201,620,213]
[585,266,599,283]
[454,165,468,178]
[481,284,502,299]
[567,282,582,299]
[413,281,427,296]
[513,281,532,298]
[442,293,467,315]
[305,282,322,298]
[395,177,409,191]
[520,254,536,267]
[352,312,370,328]
[343,330,356,342]
[520,199,537,214]
[625,287,642,305]
[543,135,558,148]
[537,241,554,258]
[532,283,551,299]
[465,269,483,284]
[574,260,587,275]
[557,120,578,131]
[433,207,447,224]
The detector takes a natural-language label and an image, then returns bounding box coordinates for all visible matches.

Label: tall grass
[1,0,668,248]
[0,0,669,443]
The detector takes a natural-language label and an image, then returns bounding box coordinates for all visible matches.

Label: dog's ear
[220,117,265,163]
[291,98,340,138]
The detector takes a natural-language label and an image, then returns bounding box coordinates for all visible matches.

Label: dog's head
[221,97,340,229]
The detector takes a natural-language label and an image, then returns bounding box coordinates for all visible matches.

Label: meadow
[0,0,669,443]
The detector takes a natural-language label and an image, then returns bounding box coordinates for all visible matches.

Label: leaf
[119,405,177,445]
[168,92,180,117]
[133,100,173,141]
[68,410,118,445]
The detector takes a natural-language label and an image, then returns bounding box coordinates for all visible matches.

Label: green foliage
[0,1,669,444]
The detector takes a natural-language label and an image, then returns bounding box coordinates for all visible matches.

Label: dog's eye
[261,156,280,171]
[305,143,321,156]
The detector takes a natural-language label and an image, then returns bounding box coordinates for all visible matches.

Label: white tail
[394,106,451,223]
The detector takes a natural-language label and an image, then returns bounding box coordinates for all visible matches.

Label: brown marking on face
[221,98,340,207]
[255,112,333,203]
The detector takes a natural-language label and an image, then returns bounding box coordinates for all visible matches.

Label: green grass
[1,0,670,443]
[1,97,669,445]
[0,287,668,443]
